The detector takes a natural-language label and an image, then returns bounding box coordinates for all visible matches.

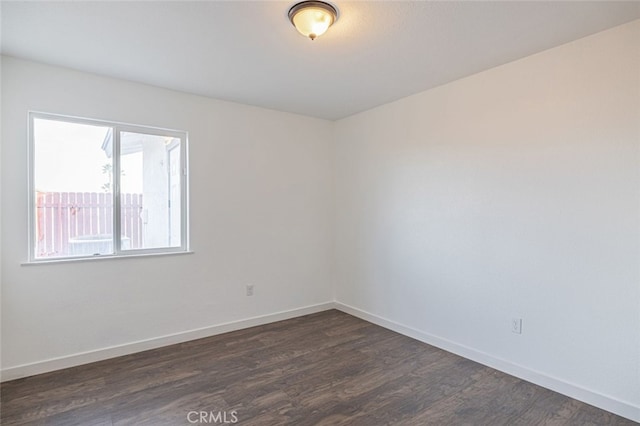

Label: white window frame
[27,111,189,262]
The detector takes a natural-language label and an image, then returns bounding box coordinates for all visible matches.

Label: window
[29,112,188,261]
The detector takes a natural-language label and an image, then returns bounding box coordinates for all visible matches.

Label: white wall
[334,20,640,420]
[2,19,639,422]
[0,57,334,376]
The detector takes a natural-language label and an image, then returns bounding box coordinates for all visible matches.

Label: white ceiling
[2,1,639,120]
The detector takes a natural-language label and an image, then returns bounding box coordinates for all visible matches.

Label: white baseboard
[334,302,640,423]
[0,302,334,382]
[3,300,638,423]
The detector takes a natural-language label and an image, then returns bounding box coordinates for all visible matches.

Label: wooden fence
[36,192,143,258]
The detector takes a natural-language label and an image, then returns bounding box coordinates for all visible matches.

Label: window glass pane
[33,118,113,258]
[119,131,182,250]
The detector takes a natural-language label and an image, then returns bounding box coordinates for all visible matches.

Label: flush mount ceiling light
[288,1,338,41]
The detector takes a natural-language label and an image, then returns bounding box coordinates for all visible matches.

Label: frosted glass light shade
[289,1,338,40]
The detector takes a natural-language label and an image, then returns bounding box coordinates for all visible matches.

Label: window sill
[21,250,194,266]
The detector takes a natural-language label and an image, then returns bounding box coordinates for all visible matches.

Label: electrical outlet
[246,284,254,296]
[511,318,522,334]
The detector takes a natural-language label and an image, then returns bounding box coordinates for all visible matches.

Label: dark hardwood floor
[1,310,635,425]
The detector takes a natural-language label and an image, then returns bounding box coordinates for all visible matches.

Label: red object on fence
[35,191,143,258]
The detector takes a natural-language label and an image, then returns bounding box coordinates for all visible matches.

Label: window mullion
[113,127,122,255]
